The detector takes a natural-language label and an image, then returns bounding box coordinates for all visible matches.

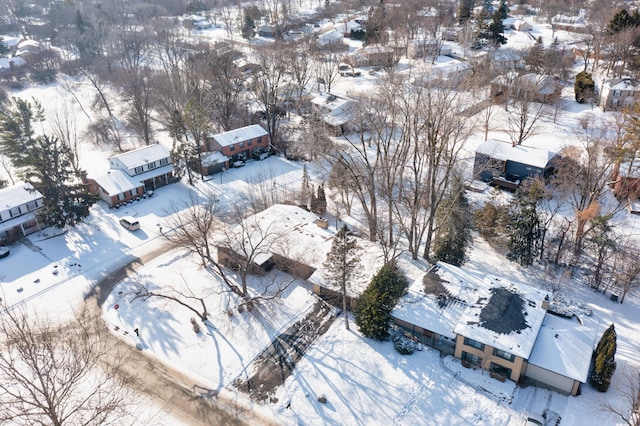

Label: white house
[0,183,44,244]
[310,92,355,135]
[316,29,344,47]
[598,78,640,111]
[87,144,175,207]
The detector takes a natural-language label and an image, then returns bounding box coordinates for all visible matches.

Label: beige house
[392,262,596,395]
[598,78,640,111]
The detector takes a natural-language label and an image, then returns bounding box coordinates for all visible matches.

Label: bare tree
[608,242,640,303]
[505,76,552,146]
[0,308,136,425]
[601,368,640,426]
[251,44,288,145]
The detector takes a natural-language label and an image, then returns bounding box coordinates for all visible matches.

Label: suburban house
[598,78,640,112]
[491,73,561,103]
[0,183,44,244]
[310,92,355,135]
[473,139,557,190]
[200,151,230,176]
[551,14,588,33]
[407,39,452,59]
[316,29,344,47]
[391,262,596,396]
[207,124,270,166]
[215,204,424,308]
[503,18,533,31]
[352,45,398,67]
[86,144,175,208]
[182,15,213,30]
[611,161,640,213]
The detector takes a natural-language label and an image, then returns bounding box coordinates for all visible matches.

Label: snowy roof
[310,92,353,112]
[201,151,229,167]
[393,262,550,359]
[211,125,268,148]
[109,144,170,170]
[475,139,555,169]
[527,315,596,383]
[0,56,27,69]
[605,78,640,91]
[0,35,20,48]
[0,211,36,233]
[222,204,418,298]
[618,161,640,178]
[91,169,142,195]
[0,182,42,211]
[453,272,549,359]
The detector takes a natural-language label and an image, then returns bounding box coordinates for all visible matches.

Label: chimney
[541,294,550,310]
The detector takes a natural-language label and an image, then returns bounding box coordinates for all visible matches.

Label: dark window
[493,348,515,362]
[229,144,235,151]
[461,351,482,366]
[464,337,485,351]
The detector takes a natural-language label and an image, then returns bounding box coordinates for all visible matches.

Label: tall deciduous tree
[0,308,136,425]
[590,323,617,392]
[323,225,361,330]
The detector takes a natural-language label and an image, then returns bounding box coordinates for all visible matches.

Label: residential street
[83,243,282,426]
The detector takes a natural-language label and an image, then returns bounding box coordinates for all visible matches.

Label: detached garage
[524,315,596,396]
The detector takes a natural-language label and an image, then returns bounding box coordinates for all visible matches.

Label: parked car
[523,414,545,426]
[0,246,9,258]
[119,216,140,231]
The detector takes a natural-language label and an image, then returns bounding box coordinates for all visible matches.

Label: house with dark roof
[391,262,596,395]
[86,144,175,208]
[473,139,557,191]
[0,183,44,244]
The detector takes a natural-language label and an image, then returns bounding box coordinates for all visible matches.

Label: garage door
[525,363,574,394]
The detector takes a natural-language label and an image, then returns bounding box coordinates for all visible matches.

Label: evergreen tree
[488,8,507,46]
[497,0,508,21]
[240,9,256,40]
[590,323,617,392]
[323,225,361,330]
[364,3,387,45]
[574,71,595,103]
[458,0,474,24]
[0,37,9,56]
[300,164,310,210]
[315,184,327,214]
[355,264,408,340]
[525,37,544,72]
[506,179,544,267]
[0,98,96,228]
[433,178,473,266]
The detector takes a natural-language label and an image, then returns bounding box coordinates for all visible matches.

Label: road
[83,243,283,426]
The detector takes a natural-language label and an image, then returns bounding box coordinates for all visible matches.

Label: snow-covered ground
[2,8,640,426]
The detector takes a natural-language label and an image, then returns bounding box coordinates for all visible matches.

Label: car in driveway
[524,414,545,426]
[119,216,140,231]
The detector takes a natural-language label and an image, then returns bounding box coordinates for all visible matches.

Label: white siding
[525,363,575,394]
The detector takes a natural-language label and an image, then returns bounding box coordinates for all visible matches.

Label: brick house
[207,124,270,164]
[0,183,44,244]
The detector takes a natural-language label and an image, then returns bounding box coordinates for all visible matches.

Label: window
[493,348,515,362]
[26,201,38,211]
[490,362,512,379]
[239,141,244,148]
[10,207,21,218]
[118,193,126,200]
[248,139,252,146]
[229,144,235,151]
[159,158,169,166]
[147,161,156,170]
[134,166,144,174]
[461,351,482,366]
[463,337,485,351]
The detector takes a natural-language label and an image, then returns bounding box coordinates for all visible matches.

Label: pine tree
[0,98,96,228]
[458,0,474,24]
[506,179,544,267]
[323,225,361,330]
[590,323,617,392]
[240,9,256,40]
[315,184,327,214]
[488,8,507,46]
[300,164,310,210]
[355,264,408,340]
[0,37,9,56]
[433,178,472,266]
[575,71,595,103]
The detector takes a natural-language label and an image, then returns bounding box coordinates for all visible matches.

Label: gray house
[473,140,557,190]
